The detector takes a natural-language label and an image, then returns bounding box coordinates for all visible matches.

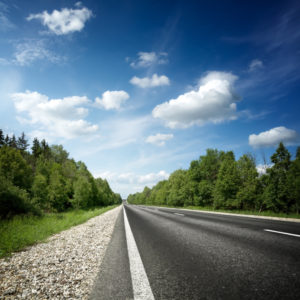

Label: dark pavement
[89,210,133,300]
[91,205,300,299]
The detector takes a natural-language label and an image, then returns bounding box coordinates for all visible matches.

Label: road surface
[90,204,300,299]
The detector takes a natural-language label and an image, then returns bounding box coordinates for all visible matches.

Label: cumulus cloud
[96,170,170,197]
[95,90,129,110]
[146,133,173,146]
[138,170,169,184]
[249,126,299,148]
[152,71,240,128]
[13,40,61,66]
[11,91,98,139]
[96,170,170,185]
[130,73,170,88]
[27,3,92,35]
[249,59,263,72]
[129,51,168,68]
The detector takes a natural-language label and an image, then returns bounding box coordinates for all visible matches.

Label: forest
[0,129,121,218]
[127,143,300,214]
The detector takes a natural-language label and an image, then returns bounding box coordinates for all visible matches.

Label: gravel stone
[0,206,121,299]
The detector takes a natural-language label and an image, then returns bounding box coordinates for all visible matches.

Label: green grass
[0,205,119,258]
[137,204,300,219]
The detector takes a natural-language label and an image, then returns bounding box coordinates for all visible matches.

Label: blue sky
[1,0,300,197]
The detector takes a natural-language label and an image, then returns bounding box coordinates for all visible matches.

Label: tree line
[0,129,121,218]
[127,143,300,214]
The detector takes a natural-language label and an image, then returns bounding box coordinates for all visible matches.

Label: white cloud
[249,126,299,148]
[13,40,61,66]
[0,40,61,66]
[27,4,92,35]
[130,73,170,88]
[249,59,263,72]
[130,51,168,68]
[0,57,9,65]
[10,91,98,139]
[0,2,15,31]
[138,170,169,184]
[256,164,273,175]
[146,133,173,146]
[95,170,170,197]
[95,90,129,110]
[152,71,240,128]
[81,116,153,156]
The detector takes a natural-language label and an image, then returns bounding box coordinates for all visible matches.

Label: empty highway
[90,205,300,300]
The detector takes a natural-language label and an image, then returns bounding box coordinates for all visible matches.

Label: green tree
[213,152,240,208]
[167,169,191,206]
[4,134,10,146]
[0,145,34,218]
[263,143,291,212]
[32,138,42,158]
[0,128,120,216]
[32,173,49,210]
[40,139,51,158]
[287,147,300,213]
[0,129,4,147]
[189,160,202,182]
[48,163,69,211]
[150,180,169,205]
[17,132,29,152]
[72,175,91,209]
[199,149,224,183]
[95,178,116,206]
[197,180,214,206]
[0,174,32,218]
[9,134,17,149]
[0,146,32,189]
[61,159,77,201]
[51,145,69,164]
[236,154,259,210]
[141,186,151,204]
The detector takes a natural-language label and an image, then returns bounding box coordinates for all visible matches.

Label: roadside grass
[137,204,300,219]
[0,205,119,258]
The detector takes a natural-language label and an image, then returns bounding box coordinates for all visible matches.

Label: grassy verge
[137,204,300,219]
[0,205,119,258]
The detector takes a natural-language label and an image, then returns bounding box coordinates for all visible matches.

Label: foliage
[287,147,300,213]
[127,144,300,214]
[262,142,291,212]
[0,129,121,218]
[236,154,258,210]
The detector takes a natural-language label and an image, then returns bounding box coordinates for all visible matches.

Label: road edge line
[264,229,300,237]
[142,205,300,223]
[123,206,155,300]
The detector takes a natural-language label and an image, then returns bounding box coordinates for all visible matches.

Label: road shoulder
[89,206,133,300]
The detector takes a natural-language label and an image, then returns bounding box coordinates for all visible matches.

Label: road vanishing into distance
[90,204,300,300]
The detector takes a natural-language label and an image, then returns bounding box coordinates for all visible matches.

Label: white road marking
[123,207,155,300]
[174,213,185,216]
[151,206,300,223]
[264,229,300,238]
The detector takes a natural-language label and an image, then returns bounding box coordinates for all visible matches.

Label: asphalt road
[90,205,300,300]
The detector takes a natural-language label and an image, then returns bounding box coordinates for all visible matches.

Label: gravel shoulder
[0,205,122,299]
